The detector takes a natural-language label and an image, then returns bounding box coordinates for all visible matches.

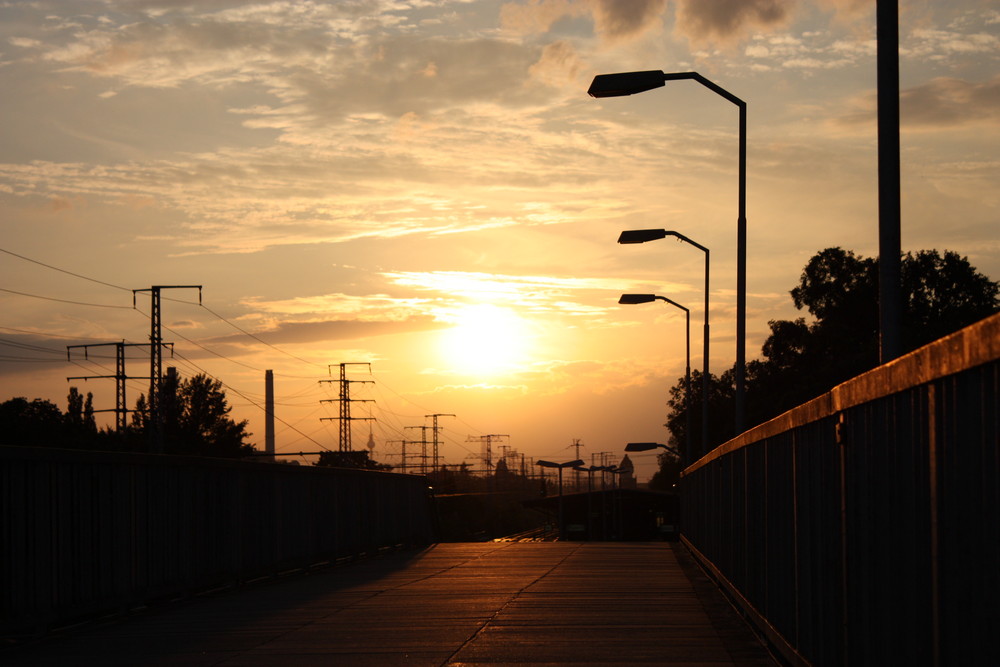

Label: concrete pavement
[5,542,776,666]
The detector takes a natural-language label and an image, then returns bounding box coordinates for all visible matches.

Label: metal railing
[681,312,1000,667]
[1,450,434,638]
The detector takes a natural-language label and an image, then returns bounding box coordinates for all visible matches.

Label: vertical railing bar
[927,383,941,667]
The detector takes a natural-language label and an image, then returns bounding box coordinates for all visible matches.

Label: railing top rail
[684,311,1000,475]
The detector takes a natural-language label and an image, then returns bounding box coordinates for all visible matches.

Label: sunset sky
[2,0,998,482]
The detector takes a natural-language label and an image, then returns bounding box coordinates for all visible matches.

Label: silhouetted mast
[67,341,154,432]
[264,370,275,461]
[427,413,455,472]
[132,285,201,452]
[319,362,374,451]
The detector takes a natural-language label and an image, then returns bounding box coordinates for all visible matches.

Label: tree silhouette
[315,450,392,470]
[65,387,97,433]
[0,397,67,447]
[648,451,683,492]
[658,247,998,459]
[130,372,254,458]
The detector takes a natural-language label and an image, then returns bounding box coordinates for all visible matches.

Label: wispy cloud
[382,269,678,314]
[205,316,446,346]
[676,0,795,46]
[835,75,1000,130]
[501,0,667,43]
[741,28,876,72]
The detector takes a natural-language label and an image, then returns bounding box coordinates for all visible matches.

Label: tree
[0,397,68,447]
[130,372,254,458]
[65,387,97,433]
[656,247,999,471]
[648,451,683,492]
[664,368,736,459]
[900,249,999,350]
[315,450,392,470]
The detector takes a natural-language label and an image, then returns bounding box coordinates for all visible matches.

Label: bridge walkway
[5,542,777,666]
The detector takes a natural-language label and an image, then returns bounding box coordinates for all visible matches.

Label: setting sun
[439,304,530,376]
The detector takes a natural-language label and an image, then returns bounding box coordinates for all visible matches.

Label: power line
[2,247,321,377]
[0,325,100,339]
[198,303,322,370]
[0,336,67,356]
[169,350,331,452]
[0,247,131,292]
[0,287,133,309]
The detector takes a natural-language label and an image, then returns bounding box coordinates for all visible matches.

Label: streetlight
[591,70,747,434]
[625,442,680,457]
[619,229,710,457]
[619,293,695,464]
[537,459,584,540]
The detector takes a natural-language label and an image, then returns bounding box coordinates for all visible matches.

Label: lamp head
[588,70,666,98]
[625,442,662,452]
[537,459,585,469]
[618,229,668,244]
[619,294,657,305]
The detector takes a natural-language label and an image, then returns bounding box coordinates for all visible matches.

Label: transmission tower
[466,434,509,483]
[571,438,585,491]
[382,440,407,472]
[404,425,429,474]
[319,362,374,451]
[427,413,454,472]
[132,285,201,452]
[67,341,155,432]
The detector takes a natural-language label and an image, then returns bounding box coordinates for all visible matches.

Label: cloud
[296,35,544,121]
[32,5,550,121]
[742,31,873,71]
[205,316,446,346]
[528,40,584,87]
[815,0,873,20]
[381,270,656,315]
[905,26,999,61]
[591,0,668,41]
[501,0,666,43]
[835,76,1000,130]
[675,0,795,46]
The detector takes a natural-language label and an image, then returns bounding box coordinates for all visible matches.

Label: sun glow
[439,304,530,376]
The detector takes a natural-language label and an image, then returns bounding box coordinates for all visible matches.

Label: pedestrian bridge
[4,313,998,666]
[3,542,775,665]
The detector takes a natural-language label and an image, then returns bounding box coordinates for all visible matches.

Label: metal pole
[149,287,162,453]
[265,370,275,461]
[680,74,746,435]
[735,101,747,434]
[702,248,710,458]
[877,0,902,362]
[557,466,565,540]
[683,308,692,468]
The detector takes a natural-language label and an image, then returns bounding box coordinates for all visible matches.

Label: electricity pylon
[319,362,374,451]
[132,285,201,452]
[427,413,455,472]
[67,341,159,432]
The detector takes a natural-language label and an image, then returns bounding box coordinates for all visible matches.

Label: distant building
[617,454,637,489]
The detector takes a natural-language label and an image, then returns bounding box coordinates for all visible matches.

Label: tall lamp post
[877,0,902,362]
[619,229,709,458]
[591,70,747,434]
[537,459,584,540]
[619,293,695,464]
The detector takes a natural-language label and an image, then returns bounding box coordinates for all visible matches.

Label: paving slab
[3,542,776,666]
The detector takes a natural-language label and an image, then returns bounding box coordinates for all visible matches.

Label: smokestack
[265,369,275,461]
